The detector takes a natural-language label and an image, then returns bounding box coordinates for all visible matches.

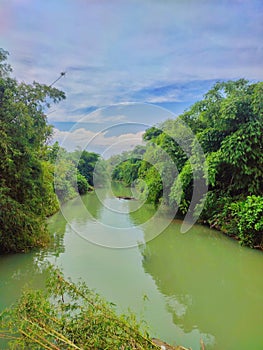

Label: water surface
[1,188,263,349]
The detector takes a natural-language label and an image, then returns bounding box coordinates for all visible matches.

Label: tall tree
[0,49,65,253]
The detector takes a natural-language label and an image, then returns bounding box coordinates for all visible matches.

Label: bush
[229,195,263,247]
[77,172,89,195]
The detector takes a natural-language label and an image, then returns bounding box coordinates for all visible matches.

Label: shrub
[77,172,89,195]
[229,195,263,247]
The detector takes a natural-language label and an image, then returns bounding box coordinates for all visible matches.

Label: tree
[77,150,99,186]
[0,49,65,253]
[177,80,263,246]
[77,173,89,195]
[109,80,263,248]
[0,48,12,77]
[53,147,92,202]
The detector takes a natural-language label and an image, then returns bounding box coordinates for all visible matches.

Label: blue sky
[1,0,263,152]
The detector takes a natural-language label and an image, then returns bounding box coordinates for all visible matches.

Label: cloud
[131,80,221,104]
[52,128,145,157]
[49,103,177,128]
[1,0,263,124]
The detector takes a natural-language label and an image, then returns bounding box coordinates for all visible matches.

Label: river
[1,186,263,349]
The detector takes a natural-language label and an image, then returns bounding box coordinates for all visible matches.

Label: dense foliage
[0,267,160,350]
[51,146,108,202]
[111,80,263,248]
[0,50,100,253]
[0,49,65,253]
[110,146,146,187]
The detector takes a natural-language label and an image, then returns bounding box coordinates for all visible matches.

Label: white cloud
[52,128,145,157]
[1,0,263,123]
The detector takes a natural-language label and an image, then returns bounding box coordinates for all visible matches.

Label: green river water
[0,186,263,349]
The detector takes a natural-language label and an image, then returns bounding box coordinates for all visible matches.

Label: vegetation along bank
[110,79,263,249]
[0,49,105,254]
[1,47,262,253]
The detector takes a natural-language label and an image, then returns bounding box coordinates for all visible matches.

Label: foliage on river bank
[0,266,166,349]
[110,79,263,249]
[210,195,263,248]
[0,49,101,253]
[0,49,65,253]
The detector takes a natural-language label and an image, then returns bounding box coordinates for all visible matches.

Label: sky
[1,0,263,153]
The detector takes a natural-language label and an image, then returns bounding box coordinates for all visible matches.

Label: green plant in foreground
[0,266,159,349]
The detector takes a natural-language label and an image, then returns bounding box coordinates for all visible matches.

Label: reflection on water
[140,222,263,350]
[0,252,49,348]
[0,253,45,312]
[81,189,105,220]
[0,212,67,313]
[0,187,263,350]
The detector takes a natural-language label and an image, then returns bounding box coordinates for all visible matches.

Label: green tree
[77,150,99,186]
[177,80,263,246]
[108,80,263,248]
[0,49,65,253]
[54,154,78,202]
[77,173,89,195]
